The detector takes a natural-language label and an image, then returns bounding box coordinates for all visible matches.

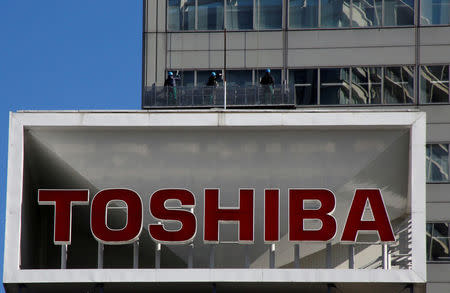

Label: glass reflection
[289,0,319,28]
[426,144,449,182]
[420,65,449,103]
[226,70,253,86]
[289,69,318,105]
[168,0,196,30]
[257,69,281,85]
[384,0,414,26]
[256,0,282,29]
[320,68,350,104]
[421,0,450,25]
[351,67,382,104]
[352,0,382,27]
[427,223,450,262]
[226,0,254,30]
[384,66,414,104]
[321,0,351,28]
[198,0,224,30]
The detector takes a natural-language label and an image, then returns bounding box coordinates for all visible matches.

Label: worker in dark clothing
[164,71,178,105]
[205,72,221,105]
[260,69,275,104]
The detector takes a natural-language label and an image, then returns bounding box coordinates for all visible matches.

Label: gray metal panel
[427,263,450,282]
[426,203,450,221]
[144,33,157,86]
[426,184,450,203]
[288,29,414,49]
[427,124,450,142]
[427,283,450,293]
[420,27,450,64]
[288,47,414,68]
[156,0,166,33]
[419,105,450,124]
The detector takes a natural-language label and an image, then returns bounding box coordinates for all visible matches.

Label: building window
[420,65,450,104]
[426,144,449,183]
[320,0,351,28]
[226,0,254,30]
[320,68,350,104]
[421,0,450,25]
[351,0,382,27]
[351,67,382,104]
[167,0,196,31]
[427,223,450,262]
[289,0,319,28]
[289,69,318,105]
[256,0,283,29]
[198,0,224,30]
[226,70,253,86]
[384,0,414,26]
[383,66,414,104]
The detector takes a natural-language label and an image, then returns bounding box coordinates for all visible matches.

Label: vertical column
[270,244,276,268]
[188,243,194,268]
[133,241,139,269]
[348,245,355,269]
[382,244,388,269]
[294,244,300,268]
[209,245,216,268]
[97,243,104,269]
[61,244,67,269]
[155,243,161,269]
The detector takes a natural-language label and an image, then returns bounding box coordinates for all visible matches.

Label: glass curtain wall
[384,66,414,104]
[351,0,382,27]
[384,0,414,26]
[168,0,196,30]
[320,68,350,104]
[320,0,351,27]
[427,223,450,262]
[226,0,254,30]
[198,0,224,30]
[426,144,449,182]
[256,69,282,85]
[351,67,382,104]
[421,0,450,25]
[289,0,319,28]
[420,65,450,103]
[256,0,283,29]
[289,69,318,105]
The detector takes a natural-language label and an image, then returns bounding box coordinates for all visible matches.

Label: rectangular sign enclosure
[4,111,426,288]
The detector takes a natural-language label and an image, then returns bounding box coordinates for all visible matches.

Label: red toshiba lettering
[91,189,142,244]
[341,189,395,242]
[204,189,254,243]
[264,189,279,242]
[38,189,89,245]
[289,189,337,242]
[148,189,196,243]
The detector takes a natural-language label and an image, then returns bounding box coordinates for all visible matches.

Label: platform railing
[142,85,295,109]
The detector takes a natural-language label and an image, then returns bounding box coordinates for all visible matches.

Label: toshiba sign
[38,188,395,245]
[4,111,426,288]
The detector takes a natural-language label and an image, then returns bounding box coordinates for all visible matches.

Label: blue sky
[0,1,143,289]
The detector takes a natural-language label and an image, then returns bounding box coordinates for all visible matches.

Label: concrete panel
[419,105,450,124]
[427,264,450,282]
[157,0,166,32]
[426,203,450,221]
[245,50,284,68]
[288,47,414,67]
[145,0,157,33]
[288,28,414,49]
[427,283,450,293]
[226,50,245,68]
[155,33,167,85]
[168,33,213,51]
[427,124,450,142]
[245,31,284,50]
[168,51,212,70]
[426,184,450,203]
[144,33,157,86]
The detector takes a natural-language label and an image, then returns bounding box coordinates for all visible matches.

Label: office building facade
[141,1,450,292]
